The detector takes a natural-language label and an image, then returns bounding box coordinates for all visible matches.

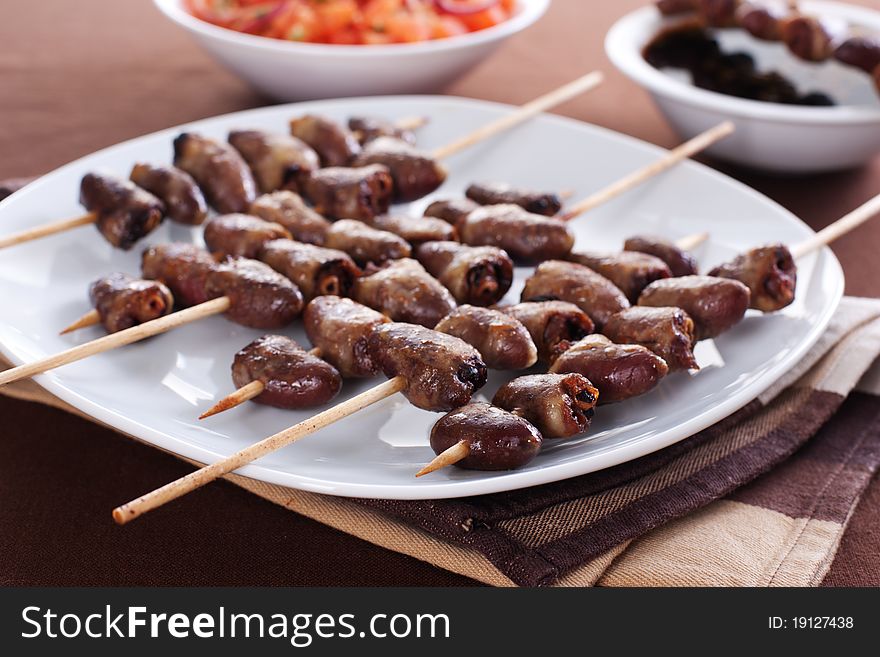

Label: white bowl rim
[606,0,880,125]
[153,0,550,57]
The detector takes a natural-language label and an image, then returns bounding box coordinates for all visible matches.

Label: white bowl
[606,0,880,173]
[153,0,549,101]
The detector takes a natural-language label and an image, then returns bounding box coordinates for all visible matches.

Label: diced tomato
[458,6,507,32]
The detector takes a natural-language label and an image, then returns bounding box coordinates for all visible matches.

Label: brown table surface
[1,0,878,587]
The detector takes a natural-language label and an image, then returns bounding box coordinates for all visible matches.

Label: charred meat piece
[638,275,750,340]
[568,251,672,303]
[129,163,208,226]
[521,260,630,330]
[349,116,417,146]
[493,373,599,439]
[249,191,331,246]
[231,335,341,410]
[353,137,446,202]
[624,235,699,277]
[80,173,164,250]
[781,14,835,62]
[141,243,218,308]
[834,37,880,73]
[228,129,320,193]
[204,258,304,329]
[203,213,291,259]
[603,306,699,371]
[367,323,487,411]
[301,165,393,222]
[354,259,456,328]
[458,204,574,263]
[430,403,543,471]
[173,132,256,213]
[502,301,595,363]
[303,296,389,378]
[465,182,563,217]
[737,3,785,41]
[424,198,480,225]
[259,239,361,302]
[324,219,411,267]
[434,306,537,370]
[697,0,739,27]
[416,241,513,307]
[365,214,457,246]
[708,244,796,312]
[88,273,174,334]
[290,115,361,167]
[550,334,669,404]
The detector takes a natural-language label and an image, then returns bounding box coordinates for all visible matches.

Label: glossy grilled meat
[416,241,513,307]
[129,163,208,226]
[289,114,361,167]
[324,219,411,267]
[365,214,457,246]
[465,182,562,217]
[424,198,479,225]
[231,335,341,410]
[141,243,218,308]
[521,260,630,330]
[458,204,574,263]
[603,306,699,371]
[249,191,331,246]
[367,323,487,411]
[204,258,304,329]
[352,137,446,202]
[173,132,256,213]
[549,334,669,404]
[228,129,320,193]
[493,373,599,439]
[303,296,389,378]
[624,235,699,278]
[430,403,543,472]
[80,173,164,250]
[834,37,880,73]
[88,273,174,334]
[301,165,393,222]
[638,275,750,340]
[782,15,834,62]
[348,116,417,146]
[203,213,291,259]
[259,239,361,302]
[354,259,456,329]
[708,244,797,312]
[568,251,672,303]
[434,306,537,370]
[502,301,595,363]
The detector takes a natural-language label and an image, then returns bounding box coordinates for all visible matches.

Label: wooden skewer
[675,231,709,251]
[790,192,880,259]
[0,297,230,388]
[562,121,736,221]
[199,347,323,420]
[0,212,97,250]
[415,440,470,477]
[430,71,604,161]
[59,309,101,335]
[113,375,407,524]
[395,115,428,131]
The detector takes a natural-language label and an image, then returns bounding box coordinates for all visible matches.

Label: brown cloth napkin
[4,293,880,587]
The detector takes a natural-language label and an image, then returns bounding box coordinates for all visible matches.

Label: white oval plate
[0,97,843,499]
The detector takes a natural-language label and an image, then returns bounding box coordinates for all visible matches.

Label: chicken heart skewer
[0,72,603,251]
[112,323,489,524]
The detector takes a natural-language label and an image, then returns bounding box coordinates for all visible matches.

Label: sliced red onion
[434,0,500,16]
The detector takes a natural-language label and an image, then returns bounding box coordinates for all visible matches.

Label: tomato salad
[185,0,519,45]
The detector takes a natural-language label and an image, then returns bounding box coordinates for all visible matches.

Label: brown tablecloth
[1,0,878,586]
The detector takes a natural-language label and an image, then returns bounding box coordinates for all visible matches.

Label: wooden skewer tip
[59,309,101,335]
[415,440,470,478]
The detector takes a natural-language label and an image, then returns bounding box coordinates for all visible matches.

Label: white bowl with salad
[154,0,549,101]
